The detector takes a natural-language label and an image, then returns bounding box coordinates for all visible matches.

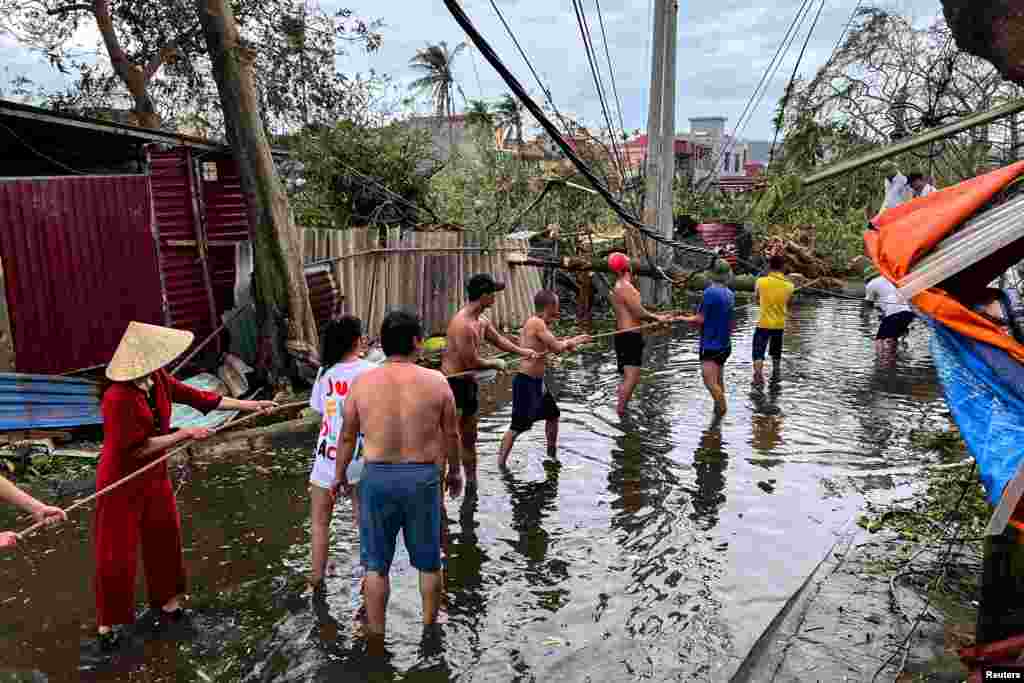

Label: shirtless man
[497,290,590,468]
[333,310,462,637]
[608,253,675,416]
[442,273,539,488]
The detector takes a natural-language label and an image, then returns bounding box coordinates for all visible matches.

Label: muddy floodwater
[0,296,953,682]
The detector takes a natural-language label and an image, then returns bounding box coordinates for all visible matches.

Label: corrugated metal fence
[302,228,543,337]
[0,176,164,374]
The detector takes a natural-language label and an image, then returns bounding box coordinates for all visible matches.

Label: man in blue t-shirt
[680,258,735,415]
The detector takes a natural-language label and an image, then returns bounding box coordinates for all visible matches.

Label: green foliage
[1,0,383,135]
[428,127,618,236]
[284,120,439,229]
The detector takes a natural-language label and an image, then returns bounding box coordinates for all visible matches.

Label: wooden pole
[802,98,1024,187]
[508,255,668,278]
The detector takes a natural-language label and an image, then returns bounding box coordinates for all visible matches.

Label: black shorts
[448,376,479,418]
[752,328,784,361]
[614,331,645,373]
[510,373,560,433]
[876,311,915,340]
[700,347,731,365]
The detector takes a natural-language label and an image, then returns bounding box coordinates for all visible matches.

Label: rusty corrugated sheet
[0,176,163,374]
[305,267,340,333]
[150,148,217,340]
[203,158,250,314]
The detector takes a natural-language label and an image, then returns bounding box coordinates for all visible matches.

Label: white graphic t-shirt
[309,359,376,486]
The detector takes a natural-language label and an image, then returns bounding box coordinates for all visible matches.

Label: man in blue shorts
[681,258,735,415]
[333,310,462,636]
[497,289,589,468]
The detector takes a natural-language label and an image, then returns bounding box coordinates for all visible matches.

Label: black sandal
[97,630,122,653]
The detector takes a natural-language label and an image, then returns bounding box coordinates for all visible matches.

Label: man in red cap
[608,253,675,416]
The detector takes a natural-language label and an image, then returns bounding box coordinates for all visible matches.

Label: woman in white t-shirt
[308,316,377,592]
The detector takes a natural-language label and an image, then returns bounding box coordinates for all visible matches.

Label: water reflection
[2,298,955,682]
[501,458,565,601]
[691,414,728,530]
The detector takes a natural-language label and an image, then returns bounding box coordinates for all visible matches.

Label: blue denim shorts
[358,462,441,574]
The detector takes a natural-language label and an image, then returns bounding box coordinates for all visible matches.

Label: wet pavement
[0,295,955,682]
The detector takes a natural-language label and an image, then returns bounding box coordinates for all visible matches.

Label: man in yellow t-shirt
[753,254,795,382]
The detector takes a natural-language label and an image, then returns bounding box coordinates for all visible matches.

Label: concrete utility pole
[640,0,678,304]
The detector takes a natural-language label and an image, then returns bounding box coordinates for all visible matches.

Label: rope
[15,401,309,540]
[443,279,836,381]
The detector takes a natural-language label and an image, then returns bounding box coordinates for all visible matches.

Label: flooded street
[0,296,954,682]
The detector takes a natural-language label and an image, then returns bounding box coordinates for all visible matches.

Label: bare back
[612,278,644,330]
[348,363,457,465]
[518,316,550,378]
[441,307,488,376]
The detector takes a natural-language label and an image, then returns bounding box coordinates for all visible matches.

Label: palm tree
[464,99,494,129]
[495,93,525,147]
[409,41,466,150]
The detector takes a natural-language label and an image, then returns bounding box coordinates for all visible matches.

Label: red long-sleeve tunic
[93,368,221,627]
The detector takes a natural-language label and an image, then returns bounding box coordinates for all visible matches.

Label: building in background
[404,114,478,163]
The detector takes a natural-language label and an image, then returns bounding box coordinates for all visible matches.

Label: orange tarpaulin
[864,161,1024,365]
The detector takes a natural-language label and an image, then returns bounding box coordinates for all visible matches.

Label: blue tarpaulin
[170,373,237,431]
[0,372,102,431]
[930,321,1024,504]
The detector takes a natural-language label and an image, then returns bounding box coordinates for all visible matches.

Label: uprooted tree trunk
[198,0,319,387]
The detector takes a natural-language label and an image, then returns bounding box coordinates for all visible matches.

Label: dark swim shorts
[752,328,784,361]
[510,373,560,433]
[699,347,732,365]
[876,311,915,340]
[447,376,479,418]
[358,462,442,574]
[614,331,645,373]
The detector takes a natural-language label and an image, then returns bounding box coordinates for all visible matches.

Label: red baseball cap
[608,252,630,274]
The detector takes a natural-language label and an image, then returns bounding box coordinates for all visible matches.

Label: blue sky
[1,0,944,140]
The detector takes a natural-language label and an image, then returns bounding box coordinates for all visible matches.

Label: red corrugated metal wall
[0,176,163,374]
[149,149,217,340]
[203,158,250,315]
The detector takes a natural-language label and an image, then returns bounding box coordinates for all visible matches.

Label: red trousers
[93,467,186,627]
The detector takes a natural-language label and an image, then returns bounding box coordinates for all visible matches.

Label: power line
[466,38,485,99]
[486,0,574,134]
[826,0,865,70]
[447,0,728,273]
[594,0,629,157]
[724,0,814,174]
[768,0,827,170]
[699,0,814,191]
[572,0,627,184]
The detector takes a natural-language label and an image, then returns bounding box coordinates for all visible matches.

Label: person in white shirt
[879,171,913,213]
[865,275,915,355]
[307,315,378,593]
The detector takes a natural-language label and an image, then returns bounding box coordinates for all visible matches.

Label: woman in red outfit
[95,322,275,651]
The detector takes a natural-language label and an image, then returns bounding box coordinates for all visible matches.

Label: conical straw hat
[106,322,194,382]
